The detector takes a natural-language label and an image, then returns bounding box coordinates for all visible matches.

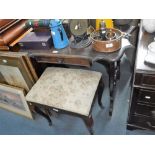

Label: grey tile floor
[0,55,155,135]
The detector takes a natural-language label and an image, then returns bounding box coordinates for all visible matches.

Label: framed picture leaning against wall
[0,83,33,119]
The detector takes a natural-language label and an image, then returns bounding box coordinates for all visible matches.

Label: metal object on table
[105,31,117,40]
[70,37,91,49]
[69,19,91,49]
[90,28,122,53]
[99,20,107,40]
[50,19,69,49]
[70,19,88,36]
[90,26,137,53]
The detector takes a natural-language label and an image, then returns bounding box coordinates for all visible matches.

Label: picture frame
[0,83,33,119]
[21,53,38,82]
[0,52,38,92]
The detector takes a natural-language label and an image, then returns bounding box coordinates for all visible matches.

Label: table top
[22,38,131,63]
[26,67,102,116]
[135,23,155,73]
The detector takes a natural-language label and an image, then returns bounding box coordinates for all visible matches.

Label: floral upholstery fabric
[26,67,102,116]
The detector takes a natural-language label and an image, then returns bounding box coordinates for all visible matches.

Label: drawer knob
[56,58,64,63]
[2,59,7,63]
[145,96,151,99]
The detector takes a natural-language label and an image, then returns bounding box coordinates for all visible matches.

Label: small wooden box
[19,31,53,50]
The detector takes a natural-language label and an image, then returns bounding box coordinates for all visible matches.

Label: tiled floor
[0,55,155,135]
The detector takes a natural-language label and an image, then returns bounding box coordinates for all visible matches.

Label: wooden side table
[22,38,132,116]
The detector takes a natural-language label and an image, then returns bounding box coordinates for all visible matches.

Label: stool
[26,67,104,134]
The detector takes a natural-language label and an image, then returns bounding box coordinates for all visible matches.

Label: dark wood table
[21,38,132,116]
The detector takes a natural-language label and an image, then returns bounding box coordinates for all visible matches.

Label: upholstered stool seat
[26,67,104,134]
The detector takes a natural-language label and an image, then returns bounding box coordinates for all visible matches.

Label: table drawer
[134,103,155,118]
[137,89,155,105]
[34,56,91,67]
[135,73,155,88]
[129,115,155,130]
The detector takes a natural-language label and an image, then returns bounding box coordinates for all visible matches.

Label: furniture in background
[0,52,38,92]
[127,23,155,131]
[0,19,32,51]
[20,19,140,116]
[22,38,131,116]
[0,52,38,118]
[114,19,140,69]
[0,19,141,134]
[0,83,33,119]
[26,67,104,134]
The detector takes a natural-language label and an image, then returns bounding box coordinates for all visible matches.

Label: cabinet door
[129,115,155,130]
[137,89,155,105]
[134,103,155,118]
[135,73,155,88]
[132,88,155,107]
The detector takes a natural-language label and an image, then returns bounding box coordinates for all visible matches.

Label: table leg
[109,61,118,116]
[97,60,121,116]
[116,60,121,80]
[83,115,94,135]
[98,78,104,109]
[34,106,52,126]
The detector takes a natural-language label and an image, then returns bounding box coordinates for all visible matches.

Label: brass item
[90,28,123,53]
[105,30,117,40]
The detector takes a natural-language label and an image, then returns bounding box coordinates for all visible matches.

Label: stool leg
[98,78,104,109]
[44,109,59,118]
[51,110,59,118]
[83,115,94,135]
[34,106,52,126]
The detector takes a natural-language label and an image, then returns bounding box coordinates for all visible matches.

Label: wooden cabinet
[127,24,155,131]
